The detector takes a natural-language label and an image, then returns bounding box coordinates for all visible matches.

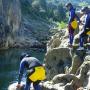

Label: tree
[53,4,66,21]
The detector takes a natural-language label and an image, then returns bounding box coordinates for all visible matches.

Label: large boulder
[47,29,69,51]
[65,55,90,90]
[78,55,90,87]
[44,47,72,80]
[69,50,86,74]
[40,81,64,90]
[44,55,90,90]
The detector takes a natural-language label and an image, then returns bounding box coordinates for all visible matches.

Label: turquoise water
[0,48,45,90]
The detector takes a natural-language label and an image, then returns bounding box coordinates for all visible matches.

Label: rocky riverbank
[7,1,90,89]
[40,27,90,90]
[8,27,90,90]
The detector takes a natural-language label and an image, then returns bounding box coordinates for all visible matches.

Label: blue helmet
[20,52,29,60]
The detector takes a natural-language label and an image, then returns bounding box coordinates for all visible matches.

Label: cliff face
[0,0,21,49]
[42,26,90,90]
[0,0,50,49]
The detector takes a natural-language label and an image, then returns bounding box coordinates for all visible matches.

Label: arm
[69,9,75,24]
[18,60,26,84]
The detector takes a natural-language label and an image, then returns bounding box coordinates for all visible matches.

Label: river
[0,48,45,90]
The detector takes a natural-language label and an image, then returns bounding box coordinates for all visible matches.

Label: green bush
[57,21,67,29]
[79,2,89,7]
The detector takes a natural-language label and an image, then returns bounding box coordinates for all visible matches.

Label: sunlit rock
[45,47,72,80]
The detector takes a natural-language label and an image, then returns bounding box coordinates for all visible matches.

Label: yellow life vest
[29,66,46,82]
[87,31,90,35]
[71,19,78,29]
[86,28,90,35]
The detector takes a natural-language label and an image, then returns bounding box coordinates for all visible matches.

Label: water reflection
[0,48,45,90]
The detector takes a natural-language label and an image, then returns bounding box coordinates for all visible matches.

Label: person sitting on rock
[17,53,46,90]
[65,3,80,48]
[78,7,90,50]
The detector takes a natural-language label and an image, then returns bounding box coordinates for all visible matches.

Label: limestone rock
[0,0,21,49]
[40,81,64,90]
[0,0,50,49]
[69,49,86,74]
[44,47,72,80]
[44,47,90,90]
[47,29,69,51]
[73,33,80,45]
[52,74,77,85]
[59,38,69,47]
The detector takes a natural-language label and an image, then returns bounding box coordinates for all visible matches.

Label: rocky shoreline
[40,27,90,90]
[8,28,90,90]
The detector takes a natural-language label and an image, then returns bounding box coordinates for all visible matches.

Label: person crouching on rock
[78,7,90,50]
[17,53,46,90]
[65,3,80,48]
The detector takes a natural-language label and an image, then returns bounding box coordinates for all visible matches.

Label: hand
[27,69,34,73]
[43,64,45,67]
[16,84,21,88]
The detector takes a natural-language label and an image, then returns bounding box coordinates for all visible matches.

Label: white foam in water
[8,82,34,90]
[8,82,25,90]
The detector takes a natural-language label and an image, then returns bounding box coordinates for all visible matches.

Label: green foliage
[79,1,89,7]
[20,0,90,29]
[20,0,67,22]
[53,4,66,22]
[57,21,67,29]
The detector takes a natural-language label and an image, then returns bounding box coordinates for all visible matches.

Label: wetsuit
[80,12,90,47]
[68,6,80,46]
[18,57,42,90]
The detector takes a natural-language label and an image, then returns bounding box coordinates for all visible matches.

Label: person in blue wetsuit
[17,53,46,90]
[78,7,90,50]
[66,3,80,47]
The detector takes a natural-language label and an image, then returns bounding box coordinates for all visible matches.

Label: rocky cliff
[0,0,51,49]
[0,0,21,49]
[41,25,90,90]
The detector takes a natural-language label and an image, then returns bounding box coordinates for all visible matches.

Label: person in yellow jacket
[66,3,81,48]
[17,53,46,90]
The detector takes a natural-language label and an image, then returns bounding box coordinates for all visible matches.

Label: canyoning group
[9,2,90,90]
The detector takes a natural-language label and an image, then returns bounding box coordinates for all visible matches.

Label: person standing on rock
[17,53,46,90]
[78,7,90,50]
[66,3,80,48]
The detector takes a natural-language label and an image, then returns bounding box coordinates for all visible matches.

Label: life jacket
[69,7,79,30]
[86,28,90,35]
[85,13,90,35]
[29,66,46,82]
[71,18,78,29]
